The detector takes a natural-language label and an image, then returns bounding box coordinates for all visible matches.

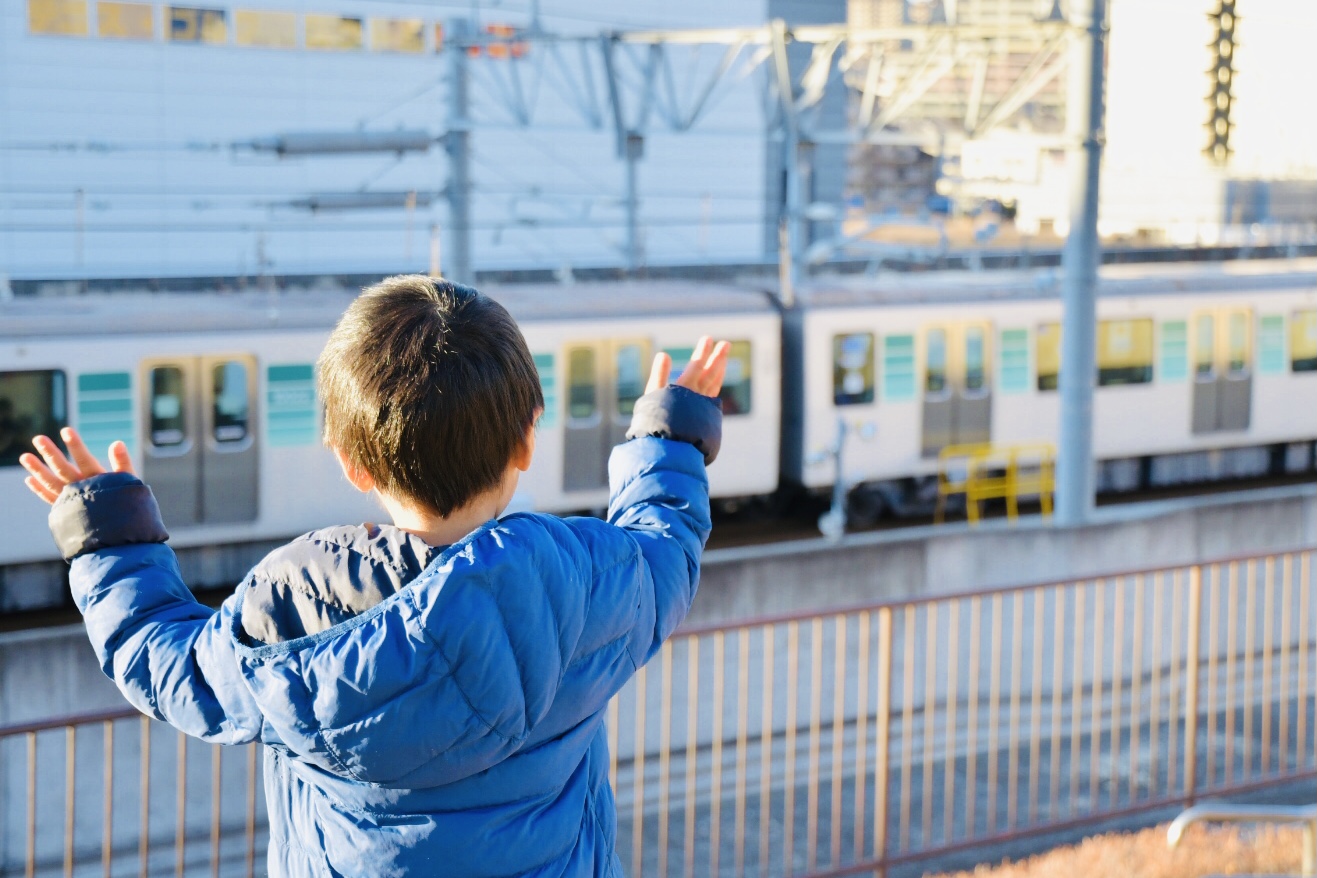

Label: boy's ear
[331,446,376,493]
[512,415,538,473]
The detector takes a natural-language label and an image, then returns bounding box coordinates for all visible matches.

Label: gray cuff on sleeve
[48,472,170,561]
[625,384,723,465]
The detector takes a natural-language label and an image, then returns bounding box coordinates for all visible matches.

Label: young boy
[20,276,728,878]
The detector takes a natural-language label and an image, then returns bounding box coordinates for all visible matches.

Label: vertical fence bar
[784,621,801,873]
[1206,568,1221,787]
[1028,588,1045,824]
[1261,556,1276,775]
[1278,554,1293,772]
[1049,588,1065,821]
[711,632,727,878]
[1225,563,1239,785]
[1149,574,1164,796]
[853,611,872,862]
[104,720,115,878]
[1242,559,1258,778]
[807,617,824,870]
[1184,565,1203,802]
[1088,581,1105,811]
[942,601,961,844]
[873,607,894,878]
[987,594,1004,833]
[632,663,648,878]
[176,731,188,878]
[1007,593,1025,827]
[900,606,917,851]
[658,646,673,878]
[1129,574,1145,804]
[734,630,750,878]
[65,726,77,878]
[684,638,699,878]
[245,742,257,878]
[1168,571,1183,794]
[211,745,222,878]
[27,731,37,878]
[758,626,776,875]
[1109,579,1125,807]
[1069,585,1086,814]
[964,598,982,836]
[1299,553,1312,771]
[829,615,847,868]
[140,716,151,878]
[921,604,939,846]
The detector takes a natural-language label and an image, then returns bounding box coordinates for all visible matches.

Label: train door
[1191,308,1252,434]
[563,339,649,492]
[141,355,259,526]
[921,322,993,456]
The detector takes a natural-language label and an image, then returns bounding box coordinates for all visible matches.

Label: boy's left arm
[22,433,262,744]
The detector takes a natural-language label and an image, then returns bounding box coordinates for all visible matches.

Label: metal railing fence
[2,547,1314,877]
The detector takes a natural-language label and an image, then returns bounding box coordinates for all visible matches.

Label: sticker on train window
[833,333,874,406]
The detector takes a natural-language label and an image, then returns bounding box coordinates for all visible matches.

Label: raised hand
[19,427,135,505]
[645,335,731,398]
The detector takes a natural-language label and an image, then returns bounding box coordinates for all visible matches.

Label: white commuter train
[1,261,1315,573]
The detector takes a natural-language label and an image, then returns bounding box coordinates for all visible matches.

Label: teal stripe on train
[76,371,135,457]
[267,364,318,447]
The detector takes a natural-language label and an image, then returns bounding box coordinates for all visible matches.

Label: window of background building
[833,332,875,406]
[235,9,296,48]
[1097,318,1154,386]
[97,1,153,39]
[1036,322,1060,391]
[306,13,362,50]
[1293,310,1317,372]
[168,6,226,43]
[29,0,88,36]
[370,17,424,53]
[0,370,67,468]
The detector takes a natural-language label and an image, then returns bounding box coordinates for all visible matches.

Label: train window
[1097,319,1154,386]
[566,348,596,421]
[28,0,88,36]
[370,17,424,53]
[167,6,227,43]
[1195,314,1216,379]
[306,13,362,50]
[234,10,296,47]
[615,344,644,417]
[925,328,947,395]
[833,333,874,406]
[719,341,753,415]
[964,326,987,392]
[1036,322,1060,391]
[1293,310,1317,372]
[149,366,187,447]
[212,362,249,443]
[1226,311,1251,376]
[0,370,67,468]
[98,2,153,39]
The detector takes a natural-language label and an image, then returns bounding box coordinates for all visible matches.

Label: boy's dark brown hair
[318,275,544,517]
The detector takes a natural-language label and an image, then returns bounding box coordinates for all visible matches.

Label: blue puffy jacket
[51,386,719,877]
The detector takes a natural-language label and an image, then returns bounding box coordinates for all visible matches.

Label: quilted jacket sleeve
[51,474,263,745]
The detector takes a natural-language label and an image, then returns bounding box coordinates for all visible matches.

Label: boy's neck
[374,470,518,548]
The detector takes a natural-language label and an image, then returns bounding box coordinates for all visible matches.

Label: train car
[0,281,782,568]
[784,259,1317,514]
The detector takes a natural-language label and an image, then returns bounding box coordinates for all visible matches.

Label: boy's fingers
[62,427,105,477]
[701,340,731,395]
[645,352,672,395]
[24,475,59,505]
[31,435,82,483]
[19,453,66,498]
[689,336,712,366]
[108,441,135,475]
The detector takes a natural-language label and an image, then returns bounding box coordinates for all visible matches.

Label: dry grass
[927,823,1306,878]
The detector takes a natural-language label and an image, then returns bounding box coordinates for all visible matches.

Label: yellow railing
[935,442,1056,524]
[4,548,1314,878]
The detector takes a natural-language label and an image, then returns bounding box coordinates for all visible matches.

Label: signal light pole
[1055,0,1108,527]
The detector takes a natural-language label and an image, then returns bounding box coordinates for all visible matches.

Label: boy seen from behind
[21,276,729,878]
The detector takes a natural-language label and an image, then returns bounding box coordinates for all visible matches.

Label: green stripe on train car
[998,329,1030,394]
[882,334,916,401]
[532,353,557,428]
[76,371,135,457]
[266,363,318,446]
[1159,321,1188,381]
[1259,315,1286,375]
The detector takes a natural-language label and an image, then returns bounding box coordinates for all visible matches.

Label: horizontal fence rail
[2,547,1314,877]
